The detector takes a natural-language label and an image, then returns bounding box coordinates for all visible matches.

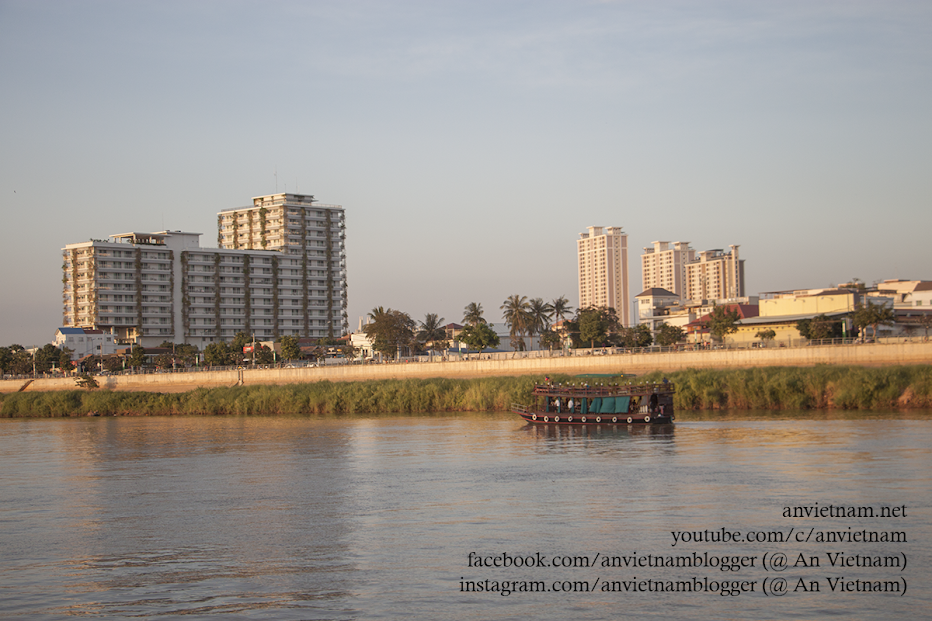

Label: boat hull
[514,409,673,425]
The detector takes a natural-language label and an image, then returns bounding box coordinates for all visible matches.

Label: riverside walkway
[2,340,931,394]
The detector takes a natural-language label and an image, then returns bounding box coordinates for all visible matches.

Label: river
[1,412,929,619]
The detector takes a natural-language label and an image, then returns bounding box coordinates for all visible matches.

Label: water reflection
[1,412,929,620]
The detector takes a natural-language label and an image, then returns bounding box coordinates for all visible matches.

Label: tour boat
[512,379,675,425]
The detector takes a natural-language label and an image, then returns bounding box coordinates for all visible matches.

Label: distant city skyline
[2,1,930,346]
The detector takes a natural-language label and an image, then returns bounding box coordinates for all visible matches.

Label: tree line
[0,333,356,377]
[0,344,74,376]
[362,295,692,360]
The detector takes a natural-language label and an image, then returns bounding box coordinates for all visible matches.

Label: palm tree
[368,306,389,324]
[500,294,531,351]
[463,302,485,325]
[418,313,447,358]
[528,298,554,346]
[552,296,573,323]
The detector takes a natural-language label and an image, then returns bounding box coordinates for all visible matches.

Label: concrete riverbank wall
[2,341,931,394]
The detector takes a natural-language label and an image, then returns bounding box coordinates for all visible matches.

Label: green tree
[463,302,485,326]
[577,306,618,348]
[339,341,358,359]
[104,357,124,373]
[128,344,147,369]
[637,324,653,347]
[616,324,652,348]
[802,314,842,340]
[254,344,275,364]
[755,329,777,346]
[457,321,500,355]
[656,323,685,347]
[551,296,573,324]
[528,298,554,346]
[160,341,198,366]
[176,344,199,366]
[231,332,252,354]
[562,317,581,348]
[83,355,102,373]
[707,305,740,344]
[154,353,174,369]
[539,329,562,351]
[919,313,932,340]
[795,318,812,339]
[852,301,894,340]
[204,342,233,366]
[364,307,416,359]
[501,295,531,351]
[277,335,302,361]
[75,373,99,390]
[59,348,75,373]
[9,349,34,375]
[418,313,448,356]
[0,347,12,374]
[34,344,62,373]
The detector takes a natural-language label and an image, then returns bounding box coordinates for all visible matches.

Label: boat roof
[534,381,674,397]
[575,373,636,378]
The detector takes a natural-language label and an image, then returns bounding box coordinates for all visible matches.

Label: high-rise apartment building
[61,193,348,347]
[577,226,629,327]
[640,241,694,303]
[218,193,347,337]
[684,245,744,303]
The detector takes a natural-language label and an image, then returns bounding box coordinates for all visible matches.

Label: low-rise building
[635,288,682,334]
[873,280,932,309]
[53,327,120,360]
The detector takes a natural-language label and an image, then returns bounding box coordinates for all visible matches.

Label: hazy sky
[2,0,930,346]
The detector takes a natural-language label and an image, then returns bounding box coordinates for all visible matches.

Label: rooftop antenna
[275,167,278,192]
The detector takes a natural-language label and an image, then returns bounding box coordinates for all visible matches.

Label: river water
[1,412,929,620]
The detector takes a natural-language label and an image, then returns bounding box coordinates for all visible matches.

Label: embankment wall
[2,342,930,394]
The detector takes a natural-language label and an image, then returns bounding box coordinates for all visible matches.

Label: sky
[1,0,930,346]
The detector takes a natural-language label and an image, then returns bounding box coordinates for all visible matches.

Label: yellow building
[760,288,860,317]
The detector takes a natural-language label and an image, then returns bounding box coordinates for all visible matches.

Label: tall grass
[2,366,931,417]
[641,365,932,410]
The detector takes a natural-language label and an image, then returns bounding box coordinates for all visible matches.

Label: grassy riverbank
[1,365,931,417]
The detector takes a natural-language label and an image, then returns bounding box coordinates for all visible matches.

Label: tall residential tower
[640,241,695,303]
[577,226,629,327]
[218,193,347,338]
[684,245,744,303]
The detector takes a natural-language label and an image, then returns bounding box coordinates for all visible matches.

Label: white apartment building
[218,193,347,337]
[54,328,121,360]
[684,245,745,303]
[577,226,630,327]
[641,241,695,303]
[62,194,348,348]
